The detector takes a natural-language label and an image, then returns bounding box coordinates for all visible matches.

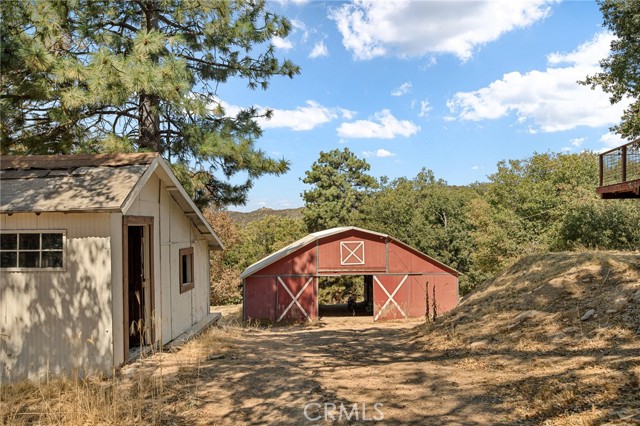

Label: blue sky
[219,0,631,212]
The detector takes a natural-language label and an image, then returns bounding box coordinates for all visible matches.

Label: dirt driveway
[116,297,640,426]
[134,310,522,426]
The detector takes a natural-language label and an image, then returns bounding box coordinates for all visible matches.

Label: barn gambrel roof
[0,153,223,249]
[240,226,460,279]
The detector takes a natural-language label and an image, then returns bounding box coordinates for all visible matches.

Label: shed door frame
[122,216,155,360]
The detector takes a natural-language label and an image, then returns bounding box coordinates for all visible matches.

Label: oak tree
[582,0,640,139]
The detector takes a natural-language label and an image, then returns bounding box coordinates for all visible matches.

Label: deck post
[621,145,627,183]
[599,154,604,187]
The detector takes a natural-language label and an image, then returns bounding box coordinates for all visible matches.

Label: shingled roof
[0,153,223,249]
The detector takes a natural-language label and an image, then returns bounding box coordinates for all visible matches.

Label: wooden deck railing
[597,139,640,199]
[599,139,640,186]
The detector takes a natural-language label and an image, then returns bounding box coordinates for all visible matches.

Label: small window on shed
[0,231,65,270]
[179,247,194,293]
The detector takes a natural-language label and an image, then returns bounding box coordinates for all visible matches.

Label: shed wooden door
[276,276,315,322]
[373,275,410,321]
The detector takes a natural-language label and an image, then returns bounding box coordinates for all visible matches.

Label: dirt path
[136,312,519,425]
[122,296,639,426]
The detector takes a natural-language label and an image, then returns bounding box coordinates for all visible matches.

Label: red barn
[241,227,460,322]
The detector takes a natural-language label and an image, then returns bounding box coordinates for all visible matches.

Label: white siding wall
[193,239,210,322]
[168,196,192,337]
[0,213,113,382]
[124,174,210,347]
[110,213,124,366]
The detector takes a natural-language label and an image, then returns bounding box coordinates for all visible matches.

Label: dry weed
[0,311,250,426]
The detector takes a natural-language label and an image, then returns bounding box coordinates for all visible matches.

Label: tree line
[208,148,640,304]
[1,1,638,304]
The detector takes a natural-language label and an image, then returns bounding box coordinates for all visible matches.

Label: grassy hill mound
[419,251,640,425]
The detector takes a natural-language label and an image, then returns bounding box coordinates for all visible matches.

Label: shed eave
[122,157,224,250]
[0,207,122,214]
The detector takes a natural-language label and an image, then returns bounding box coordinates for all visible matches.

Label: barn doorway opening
[318,275,374,317]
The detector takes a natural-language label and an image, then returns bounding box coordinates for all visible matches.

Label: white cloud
[599,132,627,150]
[259,100,347,131]
[340,109,356,120]
[391,81,412,97]
[309,41,329,58]
[272,36,293,51]
[208,97,353,132]
[547,33,609,66]
[419,100,432,118]
[570,137,586,147]
[291,19,310,44]
[561,137,586,152]
[207,97,241,118]
[421,56,438,70]
[471,165,485,170]
[329,0,556,60]
[273,0,309,6]
[291,19,306,30]
[363,148,396,158]
[337,109,420,139]
[446,32,631,133]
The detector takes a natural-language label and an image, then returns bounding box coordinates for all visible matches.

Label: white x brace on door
[373,275,408,321]
[277,276,314,322]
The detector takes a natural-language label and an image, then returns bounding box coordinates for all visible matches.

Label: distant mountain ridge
[227,207,304,226]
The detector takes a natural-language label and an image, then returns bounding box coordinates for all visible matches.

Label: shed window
[0,231,65,270]
[179,247,194,293]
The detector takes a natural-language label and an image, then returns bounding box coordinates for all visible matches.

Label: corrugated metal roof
[240,227,377,278]
[0,153,223,249]
[240,226,461,279]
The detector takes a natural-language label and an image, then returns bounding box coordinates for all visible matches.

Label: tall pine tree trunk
[139,93,160,152]
[138,0,161,153]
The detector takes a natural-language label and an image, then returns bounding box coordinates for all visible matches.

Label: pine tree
[301,148,378,232]
[0,0,300,206]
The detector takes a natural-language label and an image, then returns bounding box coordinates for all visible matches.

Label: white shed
[0,153,223,382]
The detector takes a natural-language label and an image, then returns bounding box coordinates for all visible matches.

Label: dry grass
[0,317,247,426]
[419,251,640,426]
[0,364,166,425]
